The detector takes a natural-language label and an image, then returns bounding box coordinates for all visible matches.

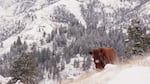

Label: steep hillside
[0,0,85,54]
[1,53,150,84]
[64,53,150,84]
[0,0,150,54]
[0,0,150,84]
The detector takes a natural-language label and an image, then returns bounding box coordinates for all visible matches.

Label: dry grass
[125,52,150,66]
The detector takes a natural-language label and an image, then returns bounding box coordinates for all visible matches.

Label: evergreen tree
[74,59,80,68]
[127,19,147,54]
[43,32,46,37]
[9,53,40,84]
[142,34,150,51]
[23,41,28,51]
[82,56,92,71]
[16,36,22,46]
[51,5,78,24]
[0,42,3,48]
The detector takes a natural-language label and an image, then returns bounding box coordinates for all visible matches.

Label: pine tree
[16,36,22,46]
[9,53,40,84]
[43,32,46,37]
[0,42,3,48]
[127,19,147,54]
[23,41,28,51]
[74,59,80,68]
[82,56,92,71]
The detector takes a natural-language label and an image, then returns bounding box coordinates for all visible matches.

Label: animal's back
[103,48,116,64]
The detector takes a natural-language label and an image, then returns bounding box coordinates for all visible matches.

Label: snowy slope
[54,0,86,26]
[100,0,138,9]
[66,54,150,84]
[0,75,23,84]
[69,65,150,84]
[0,75,12,84]
[0,0,150,84]
[0,0,85,56]
[0,7,7,16]
[139,1,150,15]
[108,67,150,84]
[0,0,150,56]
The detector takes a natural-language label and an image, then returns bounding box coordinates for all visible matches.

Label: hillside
[1,53,150,84]
[0,0,150,84]
[63,53,150,84]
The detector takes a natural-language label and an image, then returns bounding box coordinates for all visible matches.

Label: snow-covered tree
[9,53,40,84]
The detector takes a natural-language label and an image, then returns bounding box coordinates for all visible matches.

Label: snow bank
[15,80,24,84]
[69,64,119,84]
[0,75,12,84]
[108,66,150,84]
[69,62,150,84]
[0,75,24,84]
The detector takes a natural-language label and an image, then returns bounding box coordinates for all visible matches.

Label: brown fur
[89,48,116,69]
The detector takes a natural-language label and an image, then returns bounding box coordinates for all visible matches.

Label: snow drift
[67,65,150,84]
[0,75,12,84]
[0,75,23,84]
[64,54,150,84]
[108,66,150,84]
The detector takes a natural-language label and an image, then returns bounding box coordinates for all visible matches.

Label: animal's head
[89,48,103,56]
[89,48,105,69]
[89,48,104,63]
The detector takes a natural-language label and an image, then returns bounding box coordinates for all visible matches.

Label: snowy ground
[61,53,150,84]
[0,75,12,84]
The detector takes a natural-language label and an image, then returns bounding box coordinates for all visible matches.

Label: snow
[57,0,86,27]
[32,0,86,27]
[99,0,137,9]
[0,35,17,56]
[0,0,15,9]
[0,7,7,16]
[108,66,150,84]
[140,1,150,15]
[0,75,12,84]
[39,71,59,84]
[60,55,85,80]
[0,75,23,84]
[99,0,121,8]
[98,0,139,14]
[0,0,86,56]
[39,79,58,84]
[15,80,24,84]
[67,55,150,84]
[104,8,114,14]
[0,0,149,57]
[0,0,150,84]
[69,65,150,84]
[69,64,119,84]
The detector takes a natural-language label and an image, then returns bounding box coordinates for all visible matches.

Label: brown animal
[89,47,116,69]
